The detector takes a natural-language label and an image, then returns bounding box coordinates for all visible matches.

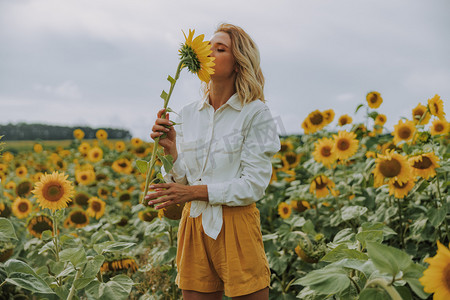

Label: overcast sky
[1,0,449,140]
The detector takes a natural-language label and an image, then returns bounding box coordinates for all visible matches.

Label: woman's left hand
[145,183,192,209]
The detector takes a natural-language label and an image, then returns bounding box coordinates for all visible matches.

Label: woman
[145,23,280,299]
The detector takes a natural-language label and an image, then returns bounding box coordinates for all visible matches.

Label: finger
[152,124,170,133]
[155,118,173,126]
[157,108,166,118]
[149,183,172,189]
[150,132,165,139]
[155,199,176,210]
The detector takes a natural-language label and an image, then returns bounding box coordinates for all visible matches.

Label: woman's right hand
[151,108,178,161]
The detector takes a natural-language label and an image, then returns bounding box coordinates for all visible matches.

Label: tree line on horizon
[0,123,132,141]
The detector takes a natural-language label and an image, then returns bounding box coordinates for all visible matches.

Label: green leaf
[356,230,384,248]
[4,259,38,277]
[99,274,134,300]
[293,267,350,295]
[359,288,390,300]
[83,255,105,278]
[341,206,368,221]
[333,228,355,243]
[6,272,54,294]
[165,107,179,116]
[160,90,168,101]
[355,103,364,113]
[0,217,18,240]
[403,263,430,299]
[59,247,87,268]
[135,160,148,174]
[366,242,412,277]
[160,246,177,265]
[427,206,446,227]
[93,241,135,254]
[321,244,368,262]
[158,153,174,173]
[74,276,97,290]
[167,75,176,84]
[368,111,379,120]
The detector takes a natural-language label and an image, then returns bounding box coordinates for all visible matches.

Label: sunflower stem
[51,211,60,262]
[141,60,185,204]
[435,175,450,243]
[66,267,82,300]
[411,108,429,144]
[365,278,402,300]
[395,197,405,249]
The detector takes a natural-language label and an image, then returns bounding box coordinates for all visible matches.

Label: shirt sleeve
[207,107,281,206]
[160,110,189,185]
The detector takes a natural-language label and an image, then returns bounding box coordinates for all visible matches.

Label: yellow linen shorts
[175,201,271,297]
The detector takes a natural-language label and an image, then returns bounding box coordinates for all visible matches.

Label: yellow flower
[291,200,311,213]
[280,140,294,152]
[98,187,110,200]
[309,175,335,198]
[73,129,85,140]
[115,141,126,152]
[284,151,302,169]
[88,147,103,162]
[412,103,430,125]
[75,169,96,185]
[408,152,440,180]
[15,166,28,178]
[96,129,108,140]
[32,172,75,211]
[428,94,446,120]
[375,114,387,126]
[332,131,359,161]
[180,29,215,83]
[373,150,411,187]
[0,163,7,173]
[5,181,16,190]
[86,197,106,220]
[278,202,292,219]
[430,119,449,136]
[366,91,383,109]
[138,208,159,223]
[27,215,53,238]
[301,119,312,134]
[419,241,450,300]
[112,158,133,174]
[323,109,335,125]
[67,210,89,228]
[388,177,415,199]
[392,119,415,144]
[312,138,337,167]
[2,152,14,162]
[305,110,326,132]
[338,114,353,126]
[131,137,143,148]
[12,197,33,219]
[33,143,43,153]
[73,191,90,207]
[78,142,91,154]
[16,180,33,198]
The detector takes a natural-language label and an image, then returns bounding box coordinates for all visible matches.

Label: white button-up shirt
[162,93,281,239]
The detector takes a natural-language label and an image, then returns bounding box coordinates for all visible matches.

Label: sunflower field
[0,93,449,300]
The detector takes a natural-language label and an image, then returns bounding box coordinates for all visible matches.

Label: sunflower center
[337,139,350,151]
[32,217,53,235]
[435,123,444,132]
[434,103,439,113]
[75,193,89,206]
[309,113,323,125]
[414,109,424,119]
[119,193,131,202]
[136,147,145,154]
[315,178,328,189]
[18,202,29,212]
[81,174,88,180]
[71,211,88,224]
[119,162,128,168]
[321,146,332,157]
[398,127,412,140]
[393,181,406,189]
[412,157,432,169]
[286,153,297,165]
[444,264,450,290]
[283,207,289,214]
[369,94,378,103]
[379,159,402,178]
[280,144,288,152]
[91,201,102,212]
[43,183,63,202]
[340,118,348,125]
[93,152,99,158]
[100,189,108,196]
[17,181,32,197]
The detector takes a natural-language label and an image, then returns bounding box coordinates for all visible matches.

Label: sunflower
[365,151,377,159]
[375,114,387,126]
[409,152,440,180]
[332,131,359,161]
[75,169,96,186]
[96,129,108,140]
[115,141,126,152]
[98,187,110,200]
[2,152,14,162]
[73,129,85,140]
[366,91,383,109]
[388,177,415,199]
[131,137,143,148]
[5,181,16,190]
[301,120,312,135]
[67,210,89,228]
[138,208,159,223]
[0,202,11,217]
[428,94,446,120]
[278,202,292,219]
[412,103,430,125]
[73,191,90,207]
[133,146,151,158]
[15,166,28,178]
[33,143,43,153]
[280,140,294,152]
[88,147,103,163]
[179,29,215,83]
[12,197,33,219]
[0,163,7,173]
[284,151,301,169]
[32,172,75,211]
[373,150,411,187]
[312,138,337,167]
[78,142,91,154]
[281,169,296,182]
[309,175,335,198]
[392,119,415,144]
[112,158,133,174]
[306,110,326,132]
[162,203,185,220]
[323,109,335,125]
[101,257,138,274]
[0,172,5,184]
[27,215,53,238]
[16,180,33,197]
[430,119,449,136]
[419,241,450,299]
[338,114,353,126]
[291,200,311,213]
[86,197,106,219]
[32,172,44,183]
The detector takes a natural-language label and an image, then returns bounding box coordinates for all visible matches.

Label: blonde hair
[203,23,265,104]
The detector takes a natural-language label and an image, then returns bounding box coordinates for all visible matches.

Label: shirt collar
[197,93,243,111]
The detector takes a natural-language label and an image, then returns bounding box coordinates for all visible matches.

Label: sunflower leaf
[135,160,148,174]
[157,153,174,173]
[355,104,364,113]
[167,75,176,84]
[59,247,87,268]
[160,90,168,101]
[166,107,179,116]
[6,272,55,294]
[0,217,18,240]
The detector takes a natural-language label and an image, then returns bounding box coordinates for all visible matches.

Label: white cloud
[33,81,82,99]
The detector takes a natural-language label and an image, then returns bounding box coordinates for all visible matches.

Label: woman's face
[209,31,236,81]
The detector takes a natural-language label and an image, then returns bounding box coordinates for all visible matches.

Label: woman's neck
[209,80,236,111]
